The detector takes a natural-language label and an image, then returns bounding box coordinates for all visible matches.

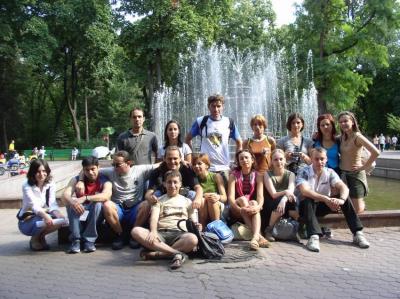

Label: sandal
[258,236,271,248]
[170,252,187,270]
[249,238,259,251]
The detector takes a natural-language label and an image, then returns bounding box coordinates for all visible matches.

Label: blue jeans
[18,215,43,236]
[67,202,103,243]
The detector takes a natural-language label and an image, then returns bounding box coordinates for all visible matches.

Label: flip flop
[170,252,187,270]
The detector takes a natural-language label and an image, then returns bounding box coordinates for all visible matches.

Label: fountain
[152,43,318,148]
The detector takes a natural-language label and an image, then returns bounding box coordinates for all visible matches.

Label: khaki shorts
[157,229,185,246]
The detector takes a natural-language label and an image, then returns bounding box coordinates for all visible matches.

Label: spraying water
[152,43,318,148]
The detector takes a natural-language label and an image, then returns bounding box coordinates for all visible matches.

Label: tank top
[340,132,362,171]
[199,172,218,193]
[267,169,290,192]
[245,136,274,173]
[232,169,257,200]
[264,169,291,200]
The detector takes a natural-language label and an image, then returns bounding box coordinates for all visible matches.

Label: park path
[0,207,399,299]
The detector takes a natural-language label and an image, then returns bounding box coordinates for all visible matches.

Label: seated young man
[76,151,160,250]
[62,156,112,253]
[296,147,370,252]
[132,170,198,270]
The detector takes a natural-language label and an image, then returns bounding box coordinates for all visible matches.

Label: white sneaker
[306,234,320,252]
[353,231,370,249]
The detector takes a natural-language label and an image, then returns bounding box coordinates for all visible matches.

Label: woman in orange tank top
[338,111,379,214]
[243,114,276,174]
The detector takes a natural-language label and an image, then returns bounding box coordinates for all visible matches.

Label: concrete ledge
[372,167,400,180]
[319,210,400,228]
[0,199,21,209]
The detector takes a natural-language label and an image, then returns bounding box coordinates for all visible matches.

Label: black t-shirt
[148,163,199,192]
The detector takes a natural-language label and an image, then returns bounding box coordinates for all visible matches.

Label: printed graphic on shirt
[208,132,222,148]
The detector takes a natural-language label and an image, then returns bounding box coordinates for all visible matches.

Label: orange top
[244,136,275,173]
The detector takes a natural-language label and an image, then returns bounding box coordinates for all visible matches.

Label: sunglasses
[112,162,126,168]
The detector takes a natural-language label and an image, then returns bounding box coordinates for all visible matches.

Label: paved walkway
[1,209,399,299]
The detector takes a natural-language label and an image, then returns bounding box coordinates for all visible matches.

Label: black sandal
[170,252,187,270]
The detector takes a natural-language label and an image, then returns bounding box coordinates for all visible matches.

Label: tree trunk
[85,95,89,142]
[146,64,155,130]
[155,49,162,91]
[317,16,328,114]
[67,50,81,143]
[1,113,7,153]
[317,90,328,114]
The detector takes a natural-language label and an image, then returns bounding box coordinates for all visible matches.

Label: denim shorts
[18,215,43,236]
[116,202,140,227]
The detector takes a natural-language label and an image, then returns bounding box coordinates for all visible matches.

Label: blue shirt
[313,140,340,171]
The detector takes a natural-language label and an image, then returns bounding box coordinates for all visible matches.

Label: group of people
[373,134,398,151]
[17,94,379,270]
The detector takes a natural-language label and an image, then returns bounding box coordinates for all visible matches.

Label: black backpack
[178,218,225,260]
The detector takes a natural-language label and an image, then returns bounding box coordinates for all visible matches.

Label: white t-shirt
[190,116,241,172]
[157,143,192,160]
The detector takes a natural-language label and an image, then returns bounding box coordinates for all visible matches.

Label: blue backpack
[206,220,234,244]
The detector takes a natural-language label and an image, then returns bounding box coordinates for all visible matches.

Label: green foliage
[53,129,69,149]
[217,0,275,52]
[387,113,400,133]
[288,0,400,112]
[76,138,106,150]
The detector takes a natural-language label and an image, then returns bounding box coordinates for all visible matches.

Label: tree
[44,0,117,142]
[216,0,276,52]
[118,0,232,125]
[289,0,400,113]
[387,113,400,133]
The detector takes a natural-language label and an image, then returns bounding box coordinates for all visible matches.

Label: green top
[199,172,218,193]
[267,169,291,192]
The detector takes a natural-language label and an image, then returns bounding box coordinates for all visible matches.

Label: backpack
[199,115,235,145]
[178,218,225,259]
[206,220,234,244]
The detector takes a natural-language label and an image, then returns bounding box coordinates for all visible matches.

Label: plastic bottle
[192,208,199,223]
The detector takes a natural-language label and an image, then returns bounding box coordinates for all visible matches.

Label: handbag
[272,217,299,241]
[17,188,50,221]
[178,218,224,259]
[206,220,234,244]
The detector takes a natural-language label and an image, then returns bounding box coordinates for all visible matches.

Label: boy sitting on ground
[131,170,198,270]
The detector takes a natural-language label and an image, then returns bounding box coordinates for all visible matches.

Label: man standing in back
[185,94,242,183]
[117,107,158,165]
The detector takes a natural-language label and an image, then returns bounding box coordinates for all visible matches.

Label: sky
[271,0,302,26]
